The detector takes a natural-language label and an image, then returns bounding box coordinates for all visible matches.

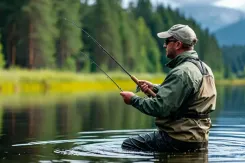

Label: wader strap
[175,57,210,120]
[184,57,209,75]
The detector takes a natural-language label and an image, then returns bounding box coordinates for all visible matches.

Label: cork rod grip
[131,75,156,97]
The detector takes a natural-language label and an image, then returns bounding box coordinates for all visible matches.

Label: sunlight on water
[208,125,245,162]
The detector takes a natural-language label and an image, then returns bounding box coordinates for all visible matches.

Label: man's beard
[166,49,176,59]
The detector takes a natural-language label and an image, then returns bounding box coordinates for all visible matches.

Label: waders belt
[183,113,210,119]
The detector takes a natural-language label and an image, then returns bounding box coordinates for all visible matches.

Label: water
[0,85,245,162]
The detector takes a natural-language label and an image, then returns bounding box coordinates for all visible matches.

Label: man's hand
[138,80,154,94]
[120,91,135,104]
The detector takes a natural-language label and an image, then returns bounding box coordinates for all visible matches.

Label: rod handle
[131,75,156,97]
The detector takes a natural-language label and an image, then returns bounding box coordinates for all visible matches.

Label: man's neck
[176,49,192,56]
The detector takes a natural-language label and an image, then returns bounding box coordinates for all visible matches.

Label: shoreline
[0,70,244,94]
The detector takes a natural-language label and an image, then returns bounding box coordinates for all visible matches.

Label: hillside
[214,19,245,46]
[179,4,245,32]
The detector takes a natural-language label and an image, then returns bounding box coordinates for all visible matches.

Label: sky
[122,0,245,12]
[213,0,245,12]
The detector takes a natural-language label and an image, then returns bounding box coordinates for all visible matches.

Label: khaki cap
[157,24,197,46]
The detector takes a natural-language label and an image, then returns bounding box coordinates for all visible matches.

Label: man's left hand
[120,91,135,105]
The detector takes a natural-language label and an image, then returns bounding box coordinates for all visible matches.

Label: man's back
[156,52,217,142]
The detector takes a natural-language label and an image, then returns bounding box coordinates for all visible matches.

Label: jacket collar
[166,50,199,69]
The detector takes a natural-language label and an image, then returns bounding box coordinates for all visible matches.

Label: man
[120,24,217,152]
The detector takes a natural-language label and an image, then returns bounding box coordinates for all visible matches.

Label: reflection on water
[0,86,245,162]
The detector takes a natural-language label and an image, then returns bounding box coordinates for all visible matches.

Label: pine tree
[91,0,123,72]
[107,0,124,70]
[135,17,156,72]
[0,0,29,68]
[118,10,138,71]
[22,0,58,68]
[134,0,153,28]
[54,0,82,71]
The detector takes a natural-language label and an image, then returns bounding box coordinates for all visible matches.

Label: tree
[0,35,5,68]
[135,17,161,72]
[0,0,29,68]
[91,0,123,72]
[107,0,123,70]
[134,0,153,28]
[118,9,138,71]
[22,0,58,68]
[54,0,82,71]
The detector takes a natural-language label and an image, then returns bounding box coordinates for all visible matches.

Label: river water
[0,85,244,162]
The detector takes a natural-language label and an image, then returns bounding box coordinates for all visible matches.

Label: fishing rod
[81,51,123,92]
[64,18,156,97]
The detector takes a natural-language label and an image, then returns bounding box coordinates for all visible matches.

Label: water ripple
[13,124,245,162]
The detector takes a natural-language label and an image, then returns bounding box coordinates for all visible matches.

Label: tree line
[0,0,223,74]
[222,45,245,78]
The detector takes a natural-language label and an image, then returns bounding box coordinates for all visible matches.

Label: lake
[0,85,244,162]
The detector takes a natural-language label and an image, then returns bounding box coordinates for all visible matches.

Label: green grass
[1,69,245,95]
[0,69,166,94]
[0,69,166,82]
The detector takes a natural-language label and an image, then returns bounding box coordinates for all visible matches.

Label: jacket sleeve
[130,73,192,117]
[152,84,161,93]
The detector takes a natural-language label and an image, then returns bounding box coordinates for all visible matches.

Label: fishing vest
[155,58,217,142]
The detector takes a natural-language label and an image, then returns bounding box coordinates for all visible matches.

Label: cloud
[171,0,219,5]
[214,0,245,12]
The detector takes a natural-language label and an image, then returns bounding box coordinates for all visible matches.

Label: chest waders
[122,58,215,152]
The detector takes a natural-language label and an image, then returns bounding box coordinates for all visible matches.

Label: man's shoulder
[169,62,203,87]
[175,60,214,75]
[170,61,202,77]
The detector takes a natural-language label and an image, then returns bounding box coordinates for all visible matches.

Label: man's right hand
[138,80,154,94]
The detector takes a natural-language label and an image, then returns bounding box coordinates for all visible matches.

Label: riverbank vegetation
[0,70,244,95]
[1,0,244,96]
[0,69,165,94]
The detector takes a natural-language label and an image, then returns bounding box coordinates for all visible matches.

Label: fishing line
[63,18,131,77]
[81,51,123,92]
[64,18,156,97]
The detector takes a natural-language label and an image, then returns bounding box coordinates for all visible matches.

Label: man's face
[163,37,178,59]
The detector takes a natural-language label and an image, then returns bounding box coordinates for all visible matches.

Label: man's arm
[130,73,192,117]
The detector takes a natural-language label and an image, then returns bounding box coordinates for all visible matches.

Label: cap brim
[157,31,172,38]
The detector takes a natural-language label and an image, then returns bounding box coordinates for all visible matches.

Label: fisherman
[120,24,217,152]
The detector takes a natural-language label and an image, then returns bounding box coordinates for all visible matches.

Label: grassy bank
[0,70,165,94]
[1,70,245,95]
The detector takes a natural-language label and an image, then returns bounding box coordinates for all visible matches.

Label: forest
[0,0,224,76]
[222,45,245,78]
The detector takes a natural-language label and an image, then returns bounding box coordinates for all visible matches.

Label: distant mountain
[214,19,245,46]
[178,4,245,32]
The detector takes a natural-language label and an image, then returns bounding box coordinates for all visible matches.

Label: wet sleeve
[130,74,192,117]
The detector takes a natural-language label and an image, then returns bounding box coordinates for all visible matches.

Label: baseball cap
[157,24,197,46]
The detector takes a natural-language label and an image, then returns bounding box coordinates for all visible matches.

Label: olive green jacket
[130,50,217,142]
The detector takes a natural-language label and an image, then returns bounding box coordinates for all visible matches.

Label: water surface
[0,85,245,162]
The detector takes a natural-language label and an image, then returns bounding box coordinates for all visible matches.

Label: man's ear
[175,41,182,50]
